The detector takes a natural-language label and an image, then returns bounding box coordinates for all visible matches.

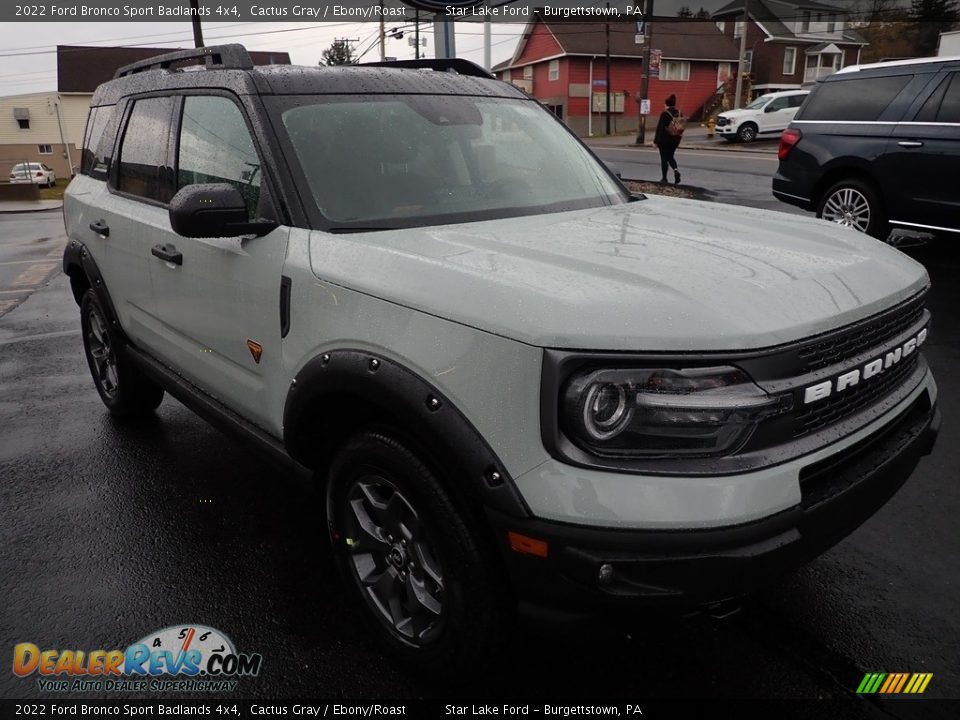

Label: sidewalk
[584,125,779,154]
[0,200,63,214]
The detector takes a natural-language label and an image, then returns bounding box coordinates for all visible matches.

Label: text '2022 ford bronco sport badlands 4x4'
[63,46,939,673]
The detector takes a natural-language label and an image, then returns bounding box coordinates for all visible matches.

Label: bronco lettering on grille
[803,327,928,405]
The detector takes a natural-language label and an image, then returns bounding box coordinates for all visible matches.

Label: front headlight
[562,366,791,458]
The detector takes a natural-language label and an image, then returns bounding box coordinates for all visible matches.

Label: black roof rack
[361,58,495,79]
[114,44,254,79]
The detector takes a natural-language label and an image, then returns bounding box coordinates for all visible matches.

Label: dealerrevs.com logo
[13,625,262,693]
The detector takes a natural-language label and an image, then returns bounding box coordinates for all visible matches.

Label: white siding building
[938,30,960,57]
[0,92,91,180]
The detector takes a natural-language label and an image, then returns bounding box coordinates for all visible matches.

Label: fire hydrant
[706,116,716,138]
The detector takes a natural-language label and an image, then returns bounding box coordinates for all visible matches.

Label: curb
[0,203,63,214]
[621,178,714,202]
[615,142,777,155]
[683,143,778,155]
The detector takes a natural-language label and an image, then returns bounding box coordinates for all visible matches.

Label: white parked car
[716,90,809,143]
[9,162,56,187]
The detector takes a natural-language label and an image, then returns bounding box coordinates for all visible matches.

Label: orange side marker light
[508,531,548,558]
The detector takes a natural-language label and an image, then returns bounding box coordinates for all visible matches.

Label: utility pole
[484,19,491,70]
[415,11,420,60]
[379,3,386,61]
[605,4,611,136]
[189,0,204,48]
[734,0,749,108]
[636,0,654,145]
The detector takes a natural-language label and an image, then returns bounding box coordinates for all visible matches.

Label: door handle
[151,243,183,266]
[89,220,110,237]
[898,141,924,148]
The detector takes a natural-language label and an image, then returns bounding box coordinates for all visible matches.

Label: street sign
[592,79,607,88]
[640,99,651,115]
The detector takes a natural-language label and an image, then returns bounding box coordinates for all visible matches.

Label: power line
[0,22,362,59]
[2,22,264,53]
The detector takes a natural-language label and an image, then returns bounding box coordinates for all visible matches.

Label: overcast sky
[0,0,880,96]
[2,18,527,95]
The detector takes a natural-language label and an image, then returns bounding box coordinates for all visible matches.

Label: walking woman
[654,94,683,185]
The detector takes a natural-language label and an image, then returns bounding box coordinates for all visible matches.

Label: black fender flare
[283,349,531,519]
[62,239,129,344]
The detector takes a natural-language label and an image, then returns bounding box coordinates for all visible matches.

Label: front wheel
[737,123,758,143]
[817,178,888,240]
[80,289,164,416]
[327,432,510,676]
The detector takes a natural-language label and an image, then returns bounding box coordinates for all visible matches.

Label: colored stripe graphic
[893,673,909,693]
[858,672,933,694]
[879,674,896,693]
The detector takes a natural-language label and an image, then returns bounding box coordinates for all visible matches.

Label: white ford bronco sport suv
[64,46,939,673]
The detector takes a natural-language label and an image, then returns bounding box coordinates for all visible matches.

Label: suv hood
[719,108,757,120]
[308,197,928,351]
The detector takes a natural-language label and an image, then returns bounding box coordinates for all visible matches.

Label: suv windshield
[273,95,626,230]
[745,96,770,110]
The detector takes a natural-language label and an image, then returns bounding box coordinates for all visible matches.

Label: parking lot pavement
[0,210,65,318]
[0,219,957,709]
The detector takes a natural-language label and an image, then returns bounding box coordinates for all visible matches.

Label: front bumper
[490,389,939,620]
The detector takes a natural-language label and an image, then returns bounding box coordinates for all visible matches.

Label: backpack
[666,109,686,137]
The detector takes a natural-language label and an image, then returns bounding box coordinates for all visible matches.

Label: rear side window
[767,96,790,111]
[788,94,807,108]
[81,105,115,179]
[116,97,177,202]
[800,75,913,121]
[940,73,960,123]
[176,95,261,217]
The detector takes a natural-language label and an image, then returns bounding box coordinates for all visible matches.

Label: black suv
[773,56,960,239]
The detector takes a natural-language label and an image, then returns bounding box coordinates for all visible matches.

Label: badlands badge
[13,624,262,693]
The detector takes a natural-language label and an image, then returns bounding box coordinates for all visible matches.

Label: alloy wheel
[822,187,871,233]
[87,306,119,398]
[341,476,445,645]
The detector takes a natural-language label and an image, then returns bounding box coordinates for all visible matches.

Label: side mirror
[168,183,277,238]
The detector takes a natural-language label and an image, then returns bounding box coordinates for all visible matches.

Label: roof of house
[501,19,740,69]
[714,0,847,17]
[712,0,867,44]
[57,45,292,93]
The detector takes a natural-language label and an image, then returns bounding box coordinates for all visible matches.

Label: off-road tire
[327,431,511,677]
[80,289,164,416]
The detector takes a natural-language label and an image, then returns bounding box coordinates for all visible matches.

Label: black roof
[90,45,523,105]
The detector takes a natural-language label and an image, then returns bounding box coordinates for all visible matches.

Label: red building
[493,20,740,136]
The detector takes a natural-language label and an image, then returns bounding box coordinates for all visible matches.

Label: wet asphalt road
[0,206,957,713]
[586,139,803,215]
